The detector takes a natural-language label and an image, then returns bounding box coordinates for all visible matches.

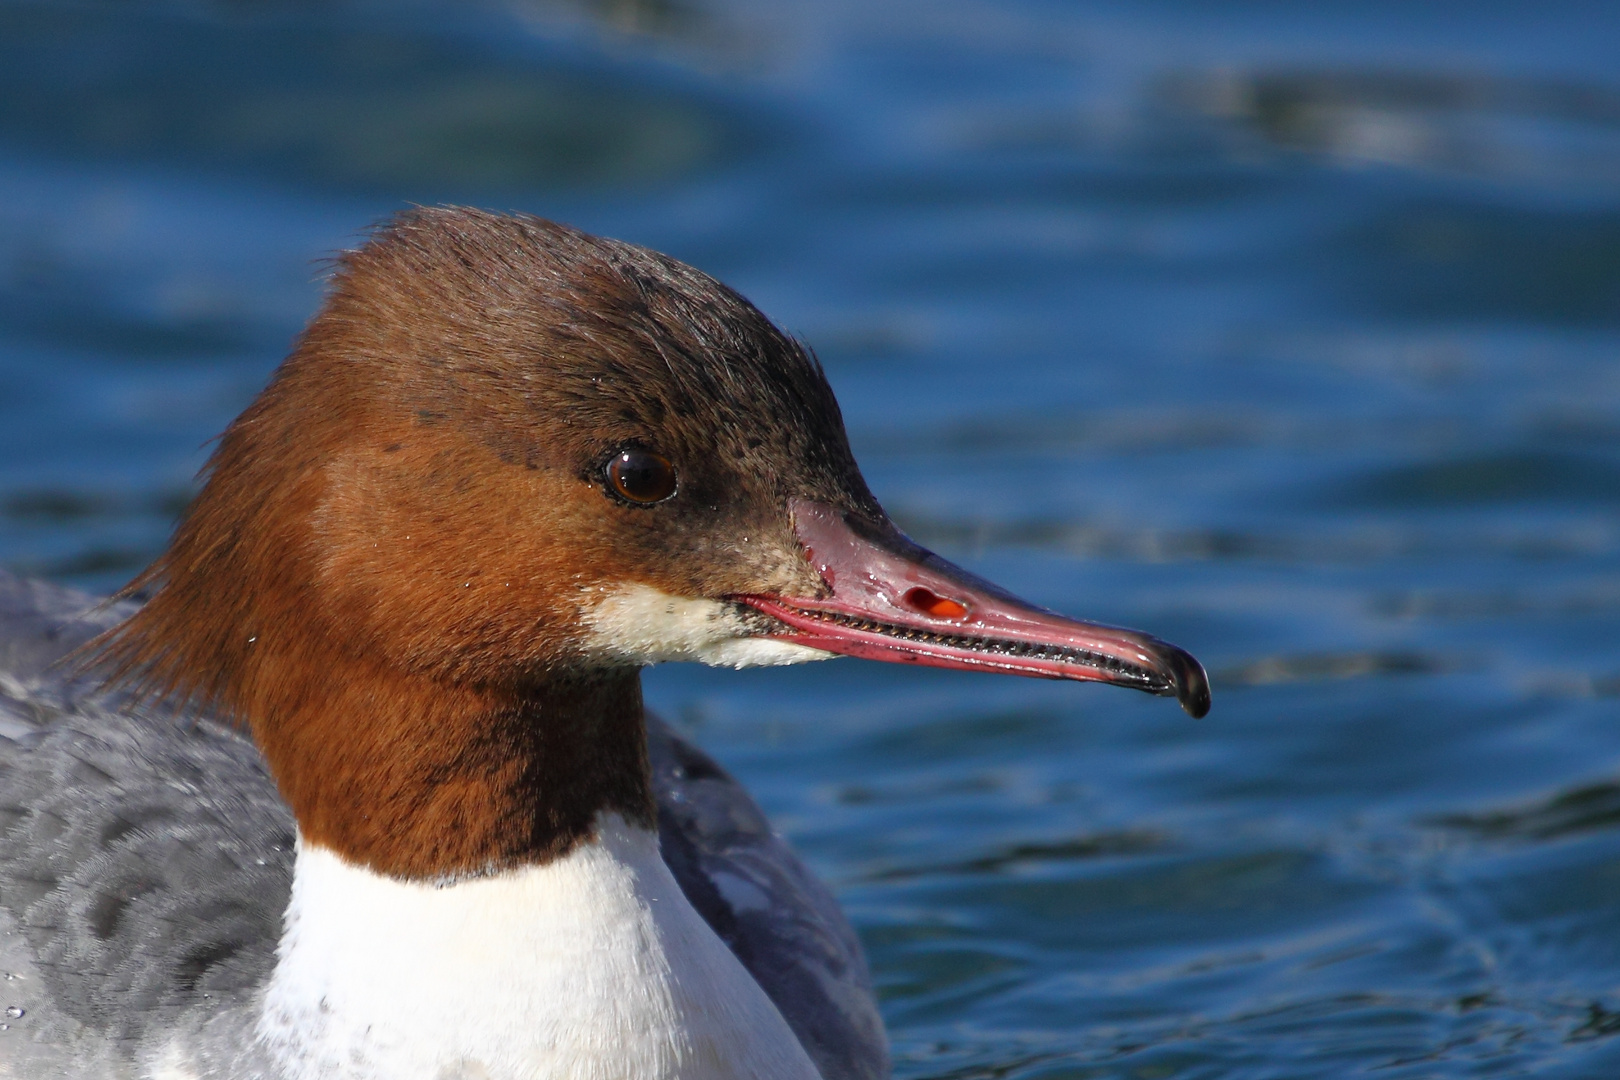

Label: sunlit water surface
[3,1,1620,1076]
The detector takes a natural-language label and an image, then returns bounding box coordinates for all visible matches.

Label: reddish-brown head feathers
[91,207,874,878]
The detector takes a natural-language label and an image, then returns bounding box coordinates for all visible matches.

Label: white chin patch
[581,584,835,669]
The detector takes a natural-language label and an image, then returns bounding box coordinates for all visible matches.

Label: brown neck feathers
[94,538,657,880]
[98,569,658,879]
[260,662,656,880]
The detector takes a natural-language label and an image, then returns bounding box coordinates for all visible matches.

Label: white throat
[255,813,822,1080]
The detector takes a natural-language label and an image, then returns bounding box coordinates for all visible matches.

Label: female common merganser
[0,208,1208,1080]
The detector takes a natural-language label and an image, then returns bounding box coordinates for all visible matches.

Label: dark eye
[605,448,678,505]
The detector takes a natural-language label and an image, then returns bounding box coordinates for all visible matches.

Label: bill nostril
[903,587,968,620]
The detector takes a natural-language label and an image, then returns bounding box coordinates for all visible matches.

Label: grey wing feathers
[0,575,288,1076]
[0,571,887,1080]
[648,720,889,1080]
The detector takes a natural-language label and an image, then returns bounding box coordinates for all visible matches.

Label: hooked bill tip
[1162,645,1212,718]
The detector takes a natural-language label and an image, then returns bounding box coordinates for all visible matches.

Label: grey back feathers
[0,572,886,1079]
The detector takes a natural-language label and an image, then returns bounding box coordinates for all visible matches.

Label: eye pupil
[607,449,678,504]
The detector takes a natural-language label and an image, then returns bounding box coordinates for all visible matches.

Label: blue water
[4,1,1620,1075]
